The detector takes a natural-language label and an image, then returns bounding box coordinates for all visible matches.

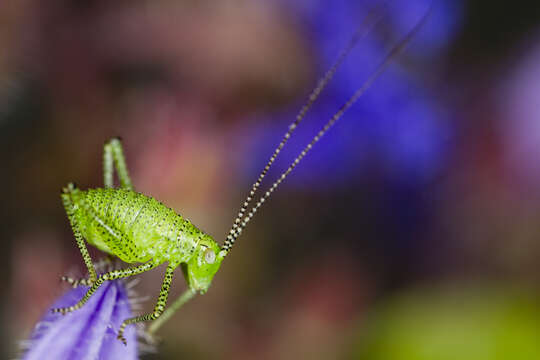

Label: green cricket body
[72,187,224,292]
[54,138,229,343]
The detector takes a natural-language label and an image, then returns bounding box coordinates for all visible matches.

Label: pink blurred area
[1,1,540,359]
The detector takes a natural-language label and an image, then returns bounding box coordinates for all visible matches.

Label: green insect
[52,7,429,344]
[53,139,223,344]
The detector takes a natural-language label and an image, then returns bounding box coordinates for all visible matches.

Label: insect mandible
[51,5,430,344]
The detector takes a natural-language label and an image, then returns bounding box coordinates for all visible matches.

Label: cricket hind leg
[60,183,98,287]
[116,263,186,345]
[103,137,133,190]
[52,261,158,315]
[60,182,131,286]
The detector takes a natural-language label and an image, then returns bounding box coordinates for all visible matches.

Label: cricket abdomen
[73,188,202,264]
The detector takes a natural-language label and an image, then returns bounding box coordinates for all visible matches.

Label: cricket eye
[204,248,216,264]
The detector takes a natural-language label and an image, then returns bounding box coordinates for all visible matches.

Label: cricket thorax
[73,188,206,264]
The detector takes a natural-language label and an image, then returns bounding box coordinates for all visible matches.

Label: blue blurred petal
[23,281,137,360]
[243,0,461,188]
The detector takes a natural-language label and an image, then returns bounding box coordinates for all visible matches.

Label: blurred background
[1,0,540,359]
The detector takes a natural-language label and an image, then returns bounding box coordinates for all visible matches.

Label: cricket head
[183,235,224,294]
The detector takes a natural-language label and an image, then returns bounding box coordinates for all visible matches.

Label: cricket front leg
[116,263,194,344]
[147,288,196,335]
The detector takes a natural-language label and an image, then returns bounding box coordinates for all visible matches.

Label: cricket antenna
[221,4,431,256]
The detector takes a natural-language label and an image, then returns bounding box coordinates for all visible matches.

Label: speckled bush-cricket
[52,6,429,344]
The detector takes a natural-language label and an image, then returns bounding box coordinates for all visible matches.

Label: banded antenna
[221,4,431,256]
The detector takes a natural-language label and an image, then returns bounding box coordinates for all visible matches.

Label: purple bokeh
[243,0,462,188]
[499,39,540,193]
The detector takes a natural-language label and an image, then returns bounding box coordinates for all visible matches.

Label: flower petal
[23,280,138,360]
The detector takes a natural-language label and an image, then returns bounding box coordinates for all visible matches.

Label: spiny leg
[147,288,196,335]
[103,137,133,190]
[61,254,119,287]
[61,183,97,287]
[103,139,114,188]
[60,275,94,288]
[52,261,157,315]
[117,263,178,345]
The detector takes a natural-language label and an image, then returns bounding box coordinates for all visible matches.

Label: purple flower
[22,280,138,360]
